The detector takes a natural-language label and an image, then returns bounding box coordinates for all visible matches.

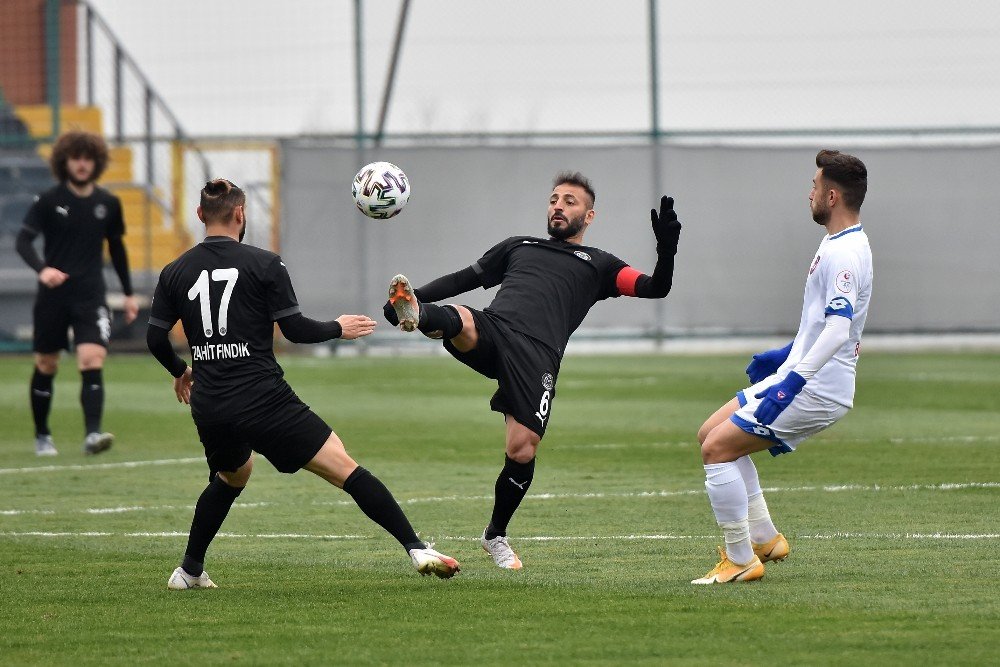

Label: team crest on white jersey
[836,269,853,293]
[94,204,107,220]
[541,372,554,391]
[573,251,591,261]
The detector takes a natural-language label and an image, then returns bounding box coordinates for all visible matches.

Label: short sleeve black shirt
[22,184,125,292]
[148,236,302,424]
[472,236,629,355]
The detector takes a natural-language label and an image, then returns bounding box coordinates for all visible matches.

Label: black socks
[343,467,425,551]
[80,368,104,434]
[30,368,55,437]
[486,455,536,539]
[418,303,463,339]
[182,474,244,575]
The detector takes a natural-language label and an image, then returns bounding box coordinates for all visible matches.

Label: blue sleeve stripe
[825,296,854,319]
[736,390,747,407]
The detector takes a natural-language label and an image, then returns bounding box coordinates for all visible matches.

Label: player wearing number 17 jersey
[146,179,459,589]
[383,172,682,569]
[692,150,873,584]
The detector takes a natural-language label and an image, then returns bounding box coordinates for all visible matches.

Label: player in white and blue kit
[692,150,872,584]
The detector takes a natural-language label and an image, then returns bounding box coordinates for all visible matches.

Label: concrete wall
[279,140,1000,344]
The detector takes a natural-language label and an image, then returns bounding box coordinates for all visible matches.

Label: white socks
[735,455,780,544]
[703,462,753,564]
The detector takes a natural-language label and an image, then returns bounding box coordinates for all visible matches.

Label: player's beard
[238,219,247,242]
[67,173,94,188]
[547,212,587,240]
[811,201,831,225]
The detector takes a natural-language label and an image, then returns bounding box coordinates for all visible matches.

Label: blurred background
[1,0,998,353]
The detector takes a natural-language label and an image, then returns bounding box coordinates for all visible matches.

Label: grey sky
[87,0,1000,138]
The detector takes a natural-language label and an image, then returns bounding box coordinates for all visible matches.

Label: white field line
[1,432,995,475]
[1,482,996,517]
[1,531,996,541]
[0,457,203,475]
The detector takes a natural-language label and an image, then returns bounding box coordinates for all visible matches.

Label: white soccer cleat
[167,566,218,590]
[35,435,58,457]
[83,432,114,456]
[388,274,420,332]
[481,529,523,570]
[409,547,461,579]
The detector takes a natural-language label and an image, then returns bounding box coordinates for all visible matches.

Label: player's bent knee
[76,344,107,370]
[506,428,540,464]
[700,431,734,465]
[34,354,59,375]
[219,458,253,487]
[696,421,713,447]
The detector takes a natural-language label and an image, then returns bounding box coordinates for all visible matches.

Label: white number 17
[187,268,239,337]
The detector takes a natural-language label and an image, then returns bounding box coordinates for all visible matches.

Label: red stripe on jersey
[616,266,642,297]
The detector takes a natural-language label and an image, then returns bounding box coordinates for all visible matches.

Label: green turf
[0,351,998,665]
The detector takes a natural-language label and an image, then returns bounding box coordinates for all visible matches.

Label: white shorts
[731,375,850,456]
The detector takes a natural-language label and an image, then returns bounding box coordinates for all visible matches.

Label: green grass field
[1,351,998,665]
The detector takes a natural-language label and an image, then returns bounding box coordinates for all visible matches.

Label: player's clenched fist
[38,266,69,288]
[336,314,377,340]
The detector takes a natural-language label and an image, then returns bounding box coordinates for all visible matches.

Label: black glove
[650,195,681,255]
[382,299,399,326]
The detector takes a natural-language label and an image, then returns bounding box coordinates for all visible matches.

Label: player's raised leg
[77,343,113,455]
[31,353,59,456]
[168,456,252,590]
[387,274,468,342]
[304,431,460,578]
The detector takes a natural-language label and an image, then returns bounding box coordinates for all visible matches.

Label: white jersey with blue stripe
[777,223,873,408]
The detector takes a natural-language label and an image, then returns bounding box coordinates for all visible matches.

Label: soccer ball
[352,161,411,219]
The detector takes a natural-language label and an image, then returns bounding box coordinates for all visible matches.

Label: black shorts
[33,285,111,352]
[443,308,559,439]
[195,395,332,480]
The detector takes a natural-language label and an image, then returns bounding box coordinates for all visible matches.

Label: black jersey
[22,183,125,291]
[148,236,302,424]
[472,236,629,356]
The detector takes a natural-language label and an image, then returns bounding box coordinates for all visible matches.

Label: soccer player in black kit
[147,179,459,589]
[16,131,139,457]
[385,172,681,568]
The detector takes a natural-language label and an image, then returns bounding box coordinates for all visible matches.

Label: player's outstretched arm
[335,314,377,340]
[617,196,682,299]
[277,312,375,343]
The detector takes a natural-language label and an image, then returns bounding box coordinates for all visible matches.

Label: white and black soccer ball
[352,161,410,219]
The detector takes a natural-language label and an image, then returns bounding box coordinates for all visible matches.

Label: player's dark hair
[553,171,596,208]
[199,178,246,222]
[816,150,867,211]
[49,131,109,183]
